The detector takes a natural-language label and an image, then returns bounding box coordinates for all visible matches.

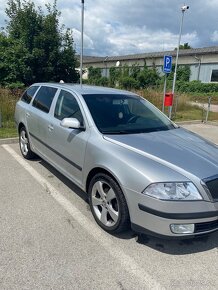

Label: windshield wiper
[101,130,131,135]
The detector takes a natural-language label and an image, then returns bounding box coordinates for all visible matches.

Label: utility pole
[171,5,189,119]
[80,0,84,87]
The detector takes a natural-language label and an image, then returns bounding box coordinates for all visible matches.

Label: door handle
[26,112,30,118]
[48,124,54,131]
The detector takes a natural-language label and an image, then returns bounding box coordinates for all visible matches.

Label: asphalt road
[180,122,218,145]
[0,140,218,289]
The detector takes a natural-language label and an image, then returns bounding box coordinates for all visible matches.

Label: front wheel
[88,173,130,234]
[19,127,35,159]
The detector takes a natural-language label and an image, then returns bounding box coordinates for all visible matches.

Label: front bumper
[124,187,218,238]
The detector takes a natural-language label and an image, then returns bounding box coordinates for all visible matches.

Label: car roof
[32,83,135,96]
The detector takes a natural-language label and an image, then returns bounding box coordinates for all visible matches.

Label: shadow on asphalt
[34,158,218,256]
[135,232,218,255]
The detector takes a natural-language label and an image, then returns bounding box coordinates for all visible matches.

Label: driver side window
[54,90,83,124]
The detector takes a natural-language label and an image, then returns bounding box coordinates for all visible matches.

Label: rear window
[32,86,57,113]
[21,86,39,104]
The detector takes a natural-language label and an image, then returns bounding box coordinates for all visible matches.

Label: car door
[26,85,58,156]
[46,89,90,187]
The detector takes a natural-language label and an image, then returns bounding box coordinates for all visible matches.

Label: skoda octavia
[15,83,218,238]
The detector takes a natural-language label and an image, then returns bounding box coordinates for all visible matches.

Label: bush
[176,80,218,93]
[119,76,139,90]
[0,88,21,126]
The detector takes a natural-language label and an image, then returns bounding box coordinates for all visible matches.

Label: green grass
[0,120,18,139]
[188,94,218,104]
[0,88,21,138]
[0,126,18,138]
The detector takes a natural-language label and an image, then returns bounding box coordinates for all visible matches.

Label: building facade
[82,46,218,83]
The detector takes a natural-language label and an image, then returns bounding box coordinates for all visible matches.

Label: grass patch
[0,120,18,139]
[188,93,218,104]
[0,127,18,138]
[0,88,22,138]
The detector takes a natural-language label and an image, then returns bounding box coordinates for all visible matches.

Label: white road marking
[2,144,164,289]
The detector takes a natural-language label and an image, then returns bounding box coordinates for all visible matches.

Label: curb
[176,120,203,125]
[177,120,218,126]
[0,137,19,145]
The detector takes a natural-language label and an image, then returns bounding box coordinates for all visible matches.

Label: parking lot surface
[0,129,218,289]
[180,122,218,145]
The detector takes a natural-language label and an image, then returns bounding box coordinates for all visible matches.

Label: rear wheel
[88,173,130,233]
[19,127,35,159]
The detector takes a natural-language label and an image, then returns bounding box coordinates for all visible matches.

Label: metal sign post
[162,74,167,113]
[205,96,212,122]
[162,56,172,116]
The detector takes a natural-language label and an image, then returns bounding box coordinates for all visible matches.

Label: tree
[168,64,190,82]
[1,0,79,86]
[87,66,102,85]
[137,66,160,88]
[109,67,122,87]
[0,32,29,86]
[174,42,192,50]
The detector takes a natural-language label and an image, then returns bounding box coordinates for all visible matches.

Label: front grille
[204,177,218,201]
[195,220,218,233]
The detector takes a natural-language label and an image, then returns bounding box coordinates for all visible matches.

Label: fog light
[170,224,195,234]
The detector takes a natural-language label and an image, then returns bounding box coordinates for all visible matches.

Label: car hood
[104,127,218,180]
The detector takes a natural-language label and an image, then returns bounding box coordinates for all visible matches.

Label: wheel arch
[86,167,123,194]
[18,122,26,133]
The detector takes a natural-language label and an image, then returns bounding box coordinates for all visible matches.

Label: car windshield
[82,94,176,134]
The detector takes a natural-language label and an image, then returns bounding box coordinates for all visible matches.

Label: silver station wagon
[15,83,218,238]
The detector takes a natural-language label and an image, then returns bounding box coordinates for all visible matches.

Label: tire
[88,173,130,234]
[19,127,35,159]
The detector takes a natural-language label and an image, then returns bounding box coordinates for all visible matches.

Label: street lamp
[170,4,189,119]
[80,0,85,87]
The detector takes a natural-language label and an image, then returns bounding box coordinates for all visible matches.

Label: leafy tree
[87,66,102,84]
[130,63,141,79]
[0,32,28,86]
[179,42,192,49]
[168,64,190,82]
[119,76,139,90]
[1,0,79,86]
[109,67,122,87]
[174,42,192,50]
[137,66,160,88]
[95,77,109,87]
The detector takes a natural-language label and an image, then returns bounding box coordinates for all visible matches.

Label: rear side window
[21,86,39,104]
[32,86,57,113]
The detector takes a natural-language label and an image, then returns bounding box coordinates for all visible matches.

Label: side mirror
[60,118,84,130]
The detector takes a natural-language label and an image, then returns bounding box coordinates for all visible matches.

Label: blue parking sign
[163,55,172,73]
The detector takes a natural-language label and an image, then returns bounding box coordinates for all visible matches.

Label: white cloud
[211,31,218,42]
[0,0,216,56]
[72,28,94,51]
[106,26,198,56]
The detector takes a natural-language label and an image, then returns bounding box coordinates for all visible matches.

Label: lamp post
[80,0,84,87]
[170,5,189,119]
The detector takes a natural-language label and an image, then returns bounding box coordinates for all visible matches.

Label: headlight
[142,182,202,200]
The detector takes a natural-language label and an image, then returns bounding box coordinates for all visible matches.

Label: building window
[211,70,218,82]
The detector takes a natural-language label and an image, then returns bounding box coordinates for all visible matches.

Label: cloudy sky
[1,0,218,56]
